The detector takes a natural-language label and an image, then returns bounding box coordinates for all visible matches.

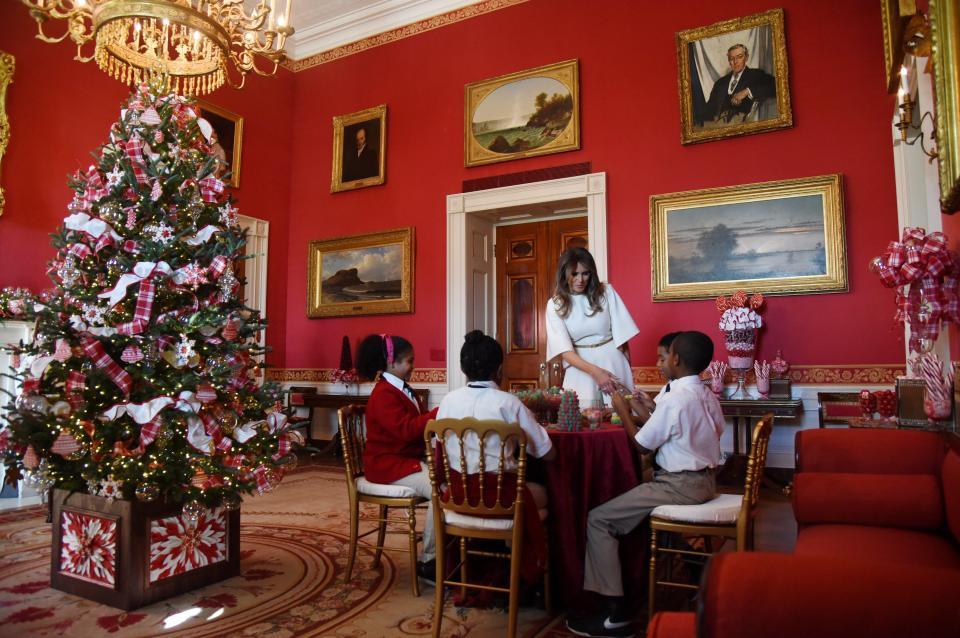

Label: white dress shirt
[436,380,553,473]
[381,372,419,410]
[636,374,724,472]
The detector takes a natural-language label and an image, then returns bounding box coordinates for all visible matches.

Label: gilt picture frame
[650,174,847,301]
[307,227,414,318]
[677,8,792,145]
[931,0,960,213]
[331,104,386,193]
[464,59,580,167]
[195,99,243,189]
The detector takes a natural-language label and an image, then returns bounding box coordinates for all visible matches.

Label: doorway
[445,172,609,392]
[496,216,588,390]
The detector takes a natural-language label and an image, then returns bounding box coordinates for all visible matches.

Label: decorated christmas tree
[0,82,301,514]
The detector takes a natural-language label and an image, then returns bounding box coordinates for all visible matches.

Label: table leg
[732,417,741,456]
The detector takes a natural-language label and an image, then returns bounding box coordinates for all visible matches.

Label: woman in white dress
[545,247,639,408]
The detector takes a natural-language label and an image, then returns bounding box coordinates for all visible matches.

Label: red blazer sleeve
[368,384,434,443]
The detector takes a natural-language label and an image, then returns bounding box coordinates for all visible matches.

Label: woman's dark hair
[460,330,503,381]
[356,334,413,381]
[552,247,605,319]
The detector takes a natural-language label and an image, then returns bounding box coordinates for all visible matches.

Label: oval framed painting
[464,59,580,167]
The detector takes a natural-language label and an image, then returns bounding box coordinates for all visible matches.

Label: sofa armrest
[792,472,944,529]
[700,553,960,638]
[795,429,945,474]
[646,612,695,638]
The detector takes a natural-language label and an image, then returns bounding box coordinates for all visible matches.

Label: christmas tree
[0,83,301,513]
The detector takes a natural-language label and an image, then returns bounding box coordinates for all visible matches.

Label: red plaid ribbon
[139,418,162,446]
[200,411,233,452]
[68,243,92,260]
[21,378,40,395]
[196,384,217,403]
[122,240,139,254]
[922,232,948,257]
[886,241,905,268]
[156,335,176,351]
[199,176,225,203]
[123,136,149,185]
[116,280,155,336]
[209,255,230,278]
[84,166,108,202]
[223,454,245,468]
[903,227,927,243]
[252,465,272,494]
[66,370,87,394]
[80,334,132,395]
[94,233,114,254]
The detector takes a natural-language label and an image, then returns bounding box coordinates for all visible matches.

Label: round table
[544,423,647,606]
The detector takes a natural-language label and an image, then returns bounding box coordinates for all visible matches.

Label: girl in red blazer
[357,334,439,574]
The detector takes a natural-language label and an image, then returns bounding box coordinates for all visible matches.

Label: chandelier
[21,0,294,95]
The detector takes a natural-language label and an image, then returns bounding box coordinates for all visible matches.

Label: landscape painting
[650,175,847,301]
[465,59,579,167]
[307,228,414,318]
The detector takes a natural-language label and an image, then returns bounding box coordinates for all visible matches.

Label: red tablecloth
[545,423,647,606]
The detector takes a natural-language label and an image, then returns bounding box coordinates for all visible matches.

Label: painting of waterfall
[465,60,580,167]
[649,174,848,300]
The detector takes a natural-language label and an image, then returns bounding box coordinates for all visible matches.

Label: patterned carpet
[0,465,555,637]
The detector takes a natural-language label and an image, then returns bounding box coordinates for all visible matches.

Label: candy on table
[610,412,622,425]
[557,389,581,432]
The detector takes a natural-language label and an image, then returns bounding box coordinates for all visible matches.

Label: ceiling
[247,0,486,61]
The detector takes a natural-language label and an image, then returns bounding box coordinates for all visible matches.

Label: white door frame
[445,172,609,391]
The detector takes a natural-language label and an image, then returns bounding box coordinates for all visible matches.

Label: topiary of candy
[716,291,765,369]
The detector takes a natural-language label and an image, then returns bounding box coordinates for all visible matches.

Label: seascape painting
[650,175,847,301]
[307,227,414,318]
[472,77,572,155]
[667,195,826,284]
[321,244,403,303]
[465,59,580,167]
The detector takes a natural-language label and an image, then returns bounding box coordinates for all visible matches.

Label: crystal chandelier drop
[21,0,294,95]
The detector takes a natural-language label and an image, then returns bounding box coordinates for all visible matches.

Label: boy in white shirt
[568,331,724,638]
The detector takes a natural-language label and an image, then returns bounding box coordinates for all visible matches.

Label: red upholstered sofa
[791,428,960,570]
[646,552,960,638]
[647,429,960,637]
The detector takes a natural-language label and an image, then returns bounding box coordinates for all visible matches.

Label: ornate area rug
[0,465,554,637]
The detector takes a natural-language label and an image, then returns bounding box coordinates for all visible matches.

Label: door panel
[496,216,588,390]
[466,214,495,336]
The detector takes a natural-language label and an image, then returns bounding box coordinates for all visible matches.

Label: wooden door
[496,217,588,390]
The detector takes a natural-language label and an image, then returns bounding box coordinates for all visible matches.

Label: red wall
[0,0,908,371]
[284,0,904,369]
[0,4,294,366]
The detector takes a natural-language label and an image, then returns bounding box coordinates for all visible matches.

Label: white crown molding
[287,0,484,61]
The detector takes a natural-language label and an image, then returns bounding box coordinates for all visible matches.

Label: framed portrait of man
[195,99,243,188]
[677,9,792,145]
[331,104,386,193]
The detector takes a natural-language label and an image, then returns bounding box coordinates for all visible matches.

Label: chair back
[739,414,773,523]
[338,404,367,489]
[817,391,861,428]
[423,418,528,519]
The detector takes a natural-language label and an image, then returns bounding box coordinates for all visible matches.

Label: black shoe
[416,559,436,583]
[566,611,635,638]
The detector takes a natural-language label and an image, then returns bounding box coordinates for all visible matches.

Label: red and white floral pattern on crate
[149,507,228,583]
[59,510,117,586]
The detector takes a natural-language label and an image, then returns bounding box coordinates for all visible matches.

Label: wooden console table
[719,397,804,455]
[290,387,430,452]
[717,397,803,489]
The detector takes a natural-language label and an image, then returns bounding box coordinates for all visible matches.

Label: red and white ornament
[121,345,144,363]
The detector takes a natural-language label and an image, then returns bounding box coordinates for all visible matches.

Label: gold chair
[647,414,773,614]
[423,418,552,638]
[338,404,427,596]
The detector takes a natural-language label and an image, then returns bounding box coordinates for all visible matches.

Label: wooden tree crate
[50,488,240,610]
